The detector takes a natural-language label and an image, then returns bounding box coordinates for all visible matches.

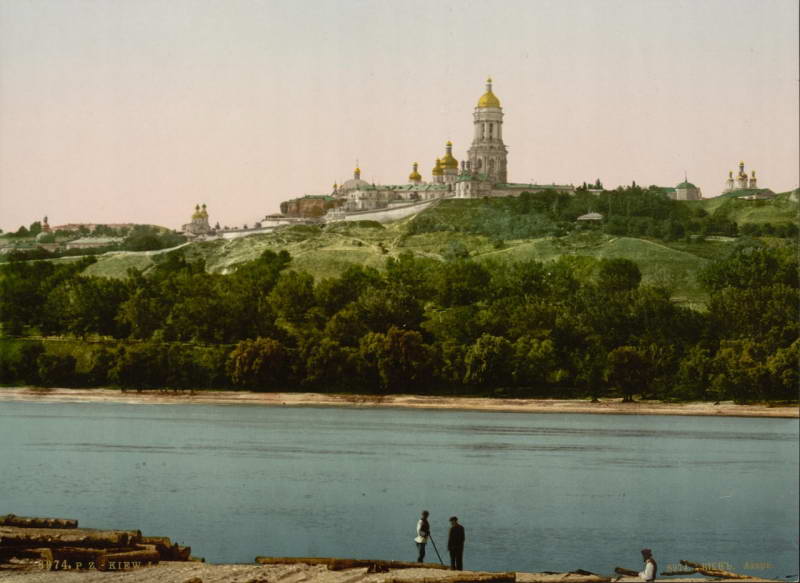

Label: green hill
[77,199,751,306]
[73,193,798,308]
[692,188,799,224]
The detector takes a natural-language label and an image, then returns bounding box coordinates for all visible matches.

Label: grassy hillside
[68,194,798,308]
[692,188,799,224]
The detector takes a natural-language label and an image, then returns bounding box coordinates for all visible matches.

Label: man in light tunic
[414,510,430,563]
[639,549,657,582]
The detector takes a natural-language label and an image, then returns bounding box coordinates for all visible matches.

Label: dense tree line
[408,187,796,244]
[1,240,797,403]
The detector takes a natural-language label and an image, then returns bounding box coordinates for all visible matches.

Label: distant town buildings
[50,222,136,232]
[64,237,123,250]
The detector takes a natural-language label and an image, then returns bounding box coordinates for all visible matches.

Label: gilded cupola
[477,77,501,108]
[409,162,422,182]
[441,141,459,169]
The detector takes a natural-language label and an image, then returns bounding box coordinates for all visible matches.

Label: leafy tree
[766,340,800,401]
[700,245,798,292]
[36,353,76,386]
[28,222,42,237]
[1,341,44,384]
[674,346,715,401]
[226,337,291,389]
[706,284,798,351]
[269,271,316,325]
[108,342,167,389]
[301,338,357,391]
[605,345,650,402]
[355,287,424,333]
[315,265,382,316]
[434,260,491,307]
[463,334,514,387]
[709,340,771,403]
[117,282,170,339]
[385,252,438,299]
[86,348,115,386]
[596,258,641,293]
[43,277,130,337]
[512,336,556,387]
[358,327,432,393]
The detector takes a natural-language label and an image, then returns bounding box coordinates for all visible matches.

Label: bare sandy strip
[0,388,797,418]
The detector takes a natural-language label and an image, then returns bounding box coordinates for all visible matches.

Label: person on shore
[414,510,431,563]
[639,548,657,582]
[447,516,465,570]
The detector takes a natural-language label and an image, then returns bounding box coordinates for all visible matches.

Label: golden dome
[477,77,501,108]
[441,142,458,169]
[409,162,422,182]
[432,158,443,176]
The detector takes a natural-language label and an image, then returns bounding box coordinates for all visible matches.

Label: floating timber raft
[0,514,199,571]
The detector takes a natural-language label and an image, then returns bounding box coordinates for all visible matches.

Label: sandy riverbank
[0,563,774,583]
[0,388,797,418]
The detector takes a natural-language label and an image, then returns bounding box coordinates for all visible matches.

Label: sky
[0,0,797,232]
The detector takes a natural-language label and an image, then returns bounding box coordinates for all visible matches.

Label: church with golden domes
[279,79,573,219]
[182,203,213,237]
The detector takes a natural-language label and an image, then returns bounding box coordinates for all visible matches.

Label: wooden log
[256,556,336,566]
[329,558,451,572]
[0,546,52,561]
[679,560,759,580]
[175,544,192,561]
[141,536,172,547]
[0,514,78,529]
[517,573,610,583]
[96,548,160,571]
[0,526,141,548]
[140,536,174,559]
[255,556,447,571]
[383,571,516,583]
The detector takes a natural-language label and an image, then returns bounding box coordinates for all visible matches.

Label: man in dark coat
[447,516,465,570]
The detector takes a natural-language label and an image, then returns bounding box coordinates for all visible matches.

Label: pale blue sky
[0,0,797,231]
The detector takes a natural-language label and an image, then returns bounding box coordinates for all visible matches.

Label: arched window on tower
[477,158,483,170]
[489,123,494,138]
[488,159,495,174]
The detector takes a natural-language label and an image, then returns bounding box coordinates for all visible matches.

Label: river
[0,401,797,576]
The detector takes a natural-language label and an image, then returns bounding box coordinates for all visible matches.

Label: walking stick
[428,533,445,566]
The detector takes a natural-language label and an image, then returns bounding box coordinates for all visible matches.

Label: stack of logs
[0,514,196,571]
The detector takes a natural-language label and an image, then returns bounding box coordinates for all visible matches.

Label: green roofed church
[657,176,703,201]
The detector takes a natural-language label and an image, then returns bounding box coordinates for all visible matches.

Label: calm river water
[0,401,797,576]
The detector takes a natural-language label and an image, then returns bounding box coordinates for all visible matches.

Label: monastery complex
[181,80,780,235]
[278,78,576,220]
